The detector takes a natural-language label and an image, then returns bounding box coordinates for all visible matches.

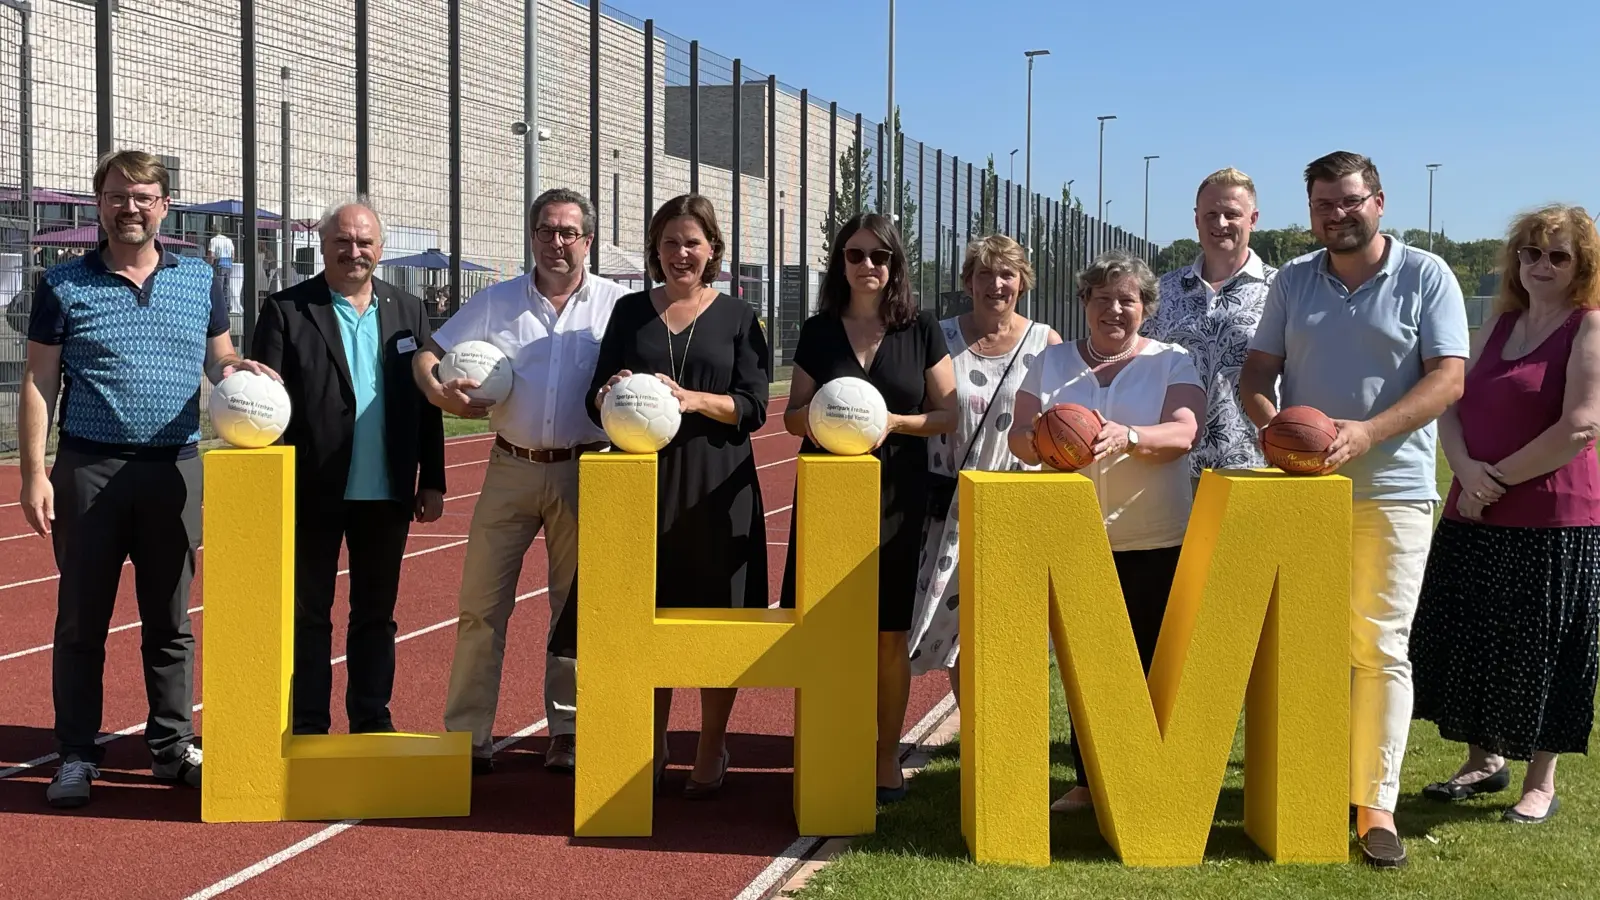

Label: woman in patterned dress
[1410,204,1600,824]
[907,235,1060,704]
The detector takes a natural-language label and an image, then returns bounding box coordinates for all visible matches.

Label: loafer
[1422,766,1511,802]
[1503,795,1560,824]
[1358,827,1407,869]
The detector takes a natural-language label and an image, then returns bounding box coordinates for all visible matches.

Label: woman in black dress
[589,194,771,799]
[778,213,958,803]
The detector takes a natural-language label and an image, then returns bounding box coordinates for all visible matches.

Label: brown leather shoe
[1358,827,1407,868]
[544,734,575,773]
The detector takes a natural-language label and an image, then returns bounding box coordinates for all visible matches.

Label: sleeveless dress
[1410,308,1600,760]
[906,316,1051,675]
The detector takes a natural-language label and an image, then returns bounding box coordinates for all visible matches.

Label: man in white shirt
[413,188,626,775]
[1142,167,1278,484]
[207,231,240,314]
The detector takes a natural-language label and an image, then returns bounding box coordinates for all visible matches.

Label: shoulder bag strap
[954,322,1036,473]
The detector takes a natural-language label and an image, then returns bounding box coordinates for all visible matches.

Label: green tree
[1153,239,1202,274]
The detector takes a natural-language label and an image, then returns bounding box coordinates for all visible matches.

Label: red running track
[0,401,954,900]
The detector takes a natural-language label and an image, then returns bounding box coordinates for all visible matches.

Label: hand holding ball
[1033,403,1099,472]
[601,373,683,453]
[209,370,292,449]
[438,340,513,405]
[808,377,889,456]
[1262,406,1337,475]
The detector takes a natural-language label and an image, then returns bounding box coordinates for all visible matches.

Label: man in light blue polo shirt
[1241,151,1469,868]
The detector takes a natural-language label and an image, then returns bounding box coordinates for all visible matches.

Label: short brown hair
[1196,167,1257,205]
[93,150,170,196]
[1494,205,1600,314]
[646,194,725,286]
[1303,151,1380,197]
[961,234,1035,294]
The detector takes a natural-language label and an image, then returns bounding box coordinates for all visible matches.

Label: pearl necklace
[1085,336,1139,365]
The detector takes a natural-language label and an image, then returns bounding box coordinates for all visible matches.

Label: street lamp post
[1426,163,1442,253]
[1142,154,1158,253]
[1023,50,1049,314]
[886,0,895,224]
[1096,114,1116,221]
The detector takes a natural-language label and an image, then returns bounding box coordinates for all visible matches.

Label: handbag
[927,322,1035,521]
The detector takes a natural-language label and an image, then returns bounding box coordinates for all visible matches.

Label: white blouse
[1017,339,1203,552]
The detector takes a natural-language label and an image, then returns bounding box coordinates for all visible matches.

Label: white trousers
[1349,499,1436,811]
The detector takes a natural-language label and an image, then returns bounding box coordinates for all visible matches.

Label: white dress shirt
[1018,339,1203,552]
[432,270,627,451]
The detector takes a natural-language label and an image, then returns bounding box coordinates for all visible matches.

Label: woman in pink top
[1410,204,1600,825]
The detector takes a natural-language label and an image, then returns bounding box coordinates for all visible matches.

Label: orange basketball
[1263,405,1337,475]
[1034,403,1100,472]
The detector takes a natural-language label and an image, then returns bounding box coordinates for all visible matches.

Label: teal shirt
[332,290,393,501]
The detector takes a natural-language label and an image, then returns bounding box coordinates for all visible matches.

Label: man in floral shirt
[1143,167,1278,483]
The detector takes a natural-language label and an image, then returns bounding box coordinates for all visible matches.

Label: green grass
[793,453,1600,899]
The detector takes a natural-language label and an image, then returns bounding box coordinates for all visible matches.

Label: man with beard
[1143,167,1278,486]
[252,199,446,736]
[20,150,277,808]
[1240,151,1469,868]
[415,188,625,775]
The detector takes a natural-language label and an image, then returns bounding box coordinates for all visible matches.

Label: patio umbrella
[381,249,493,271]
[0,187,94,205]
[179,199,281,220]
[31,225,197,248]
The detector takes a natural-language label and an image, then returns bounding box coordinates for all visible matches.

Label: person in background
[418,187,626,776]
[1009,249,1205,815]
[779,212,958,804]
[252,198,446,736]
[589,193,771,798]
[1239,150,1470,867]
[208,228,238,314]
[907,234,1060,705]
[1143,167,1278,483]
[19,150,277,809]
[1410,204,1600,825]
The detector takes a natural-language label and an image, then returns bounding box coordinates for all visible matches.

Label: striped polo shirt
[29,240,231,457]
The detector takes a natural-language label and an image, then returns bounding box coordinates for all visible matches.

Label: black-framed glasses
[844,247,892,267]
[534,226,588,245]
[1310,192,1373,217]
[1519,245,1574,269]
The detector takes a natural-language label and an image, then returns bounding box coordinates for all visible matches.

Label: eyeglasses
[1519,246,1574,269]
[1310,193,1373,217]
[534,226,587,245]
[844,247,893,267]
[100,192,164,211]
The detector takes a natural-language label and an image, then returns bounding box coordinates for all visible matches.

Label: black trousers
[1068,545,1183,788]
[50,448,201,766]
[292,496,411,734]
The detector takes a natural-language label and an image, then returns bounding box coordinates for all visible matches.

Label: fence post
[766,74,776,382]
[731,57,741,303]
[588,0,600,274]
[239,0,258,351]
[95,0,113,154]
[827,101,837,251]
[449,0,462,309]
[643,19,653,239]
[799,88,808,320]
[355,0,368,196]
[688,40,699,195]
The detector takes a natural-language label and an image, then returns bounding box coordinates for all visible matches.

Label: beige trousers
[443,445,580,753]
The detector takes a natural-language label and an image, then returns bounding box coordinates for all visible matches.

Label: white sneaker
[153,744,203,787]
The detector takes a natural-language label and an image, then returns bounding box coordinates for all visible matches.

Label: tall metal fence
[0,0,1159,453]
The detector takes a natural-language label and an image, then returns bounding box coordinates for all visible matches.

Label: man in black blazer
[251,199,446,735]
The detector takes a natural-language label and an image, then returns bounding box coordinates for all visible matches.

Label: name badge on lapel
[397,336,418,354]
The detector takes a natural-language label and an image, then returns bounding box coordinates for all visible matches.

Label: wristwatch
[1126,427,1140,448]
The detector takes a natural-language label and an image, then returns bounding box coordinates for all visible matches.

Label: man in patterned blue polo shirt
[18,150,278,809]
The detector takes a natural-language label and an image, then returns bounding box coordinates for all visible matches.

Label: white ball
[439,340,513,405]
[808,376,888,456]
[601,373,682,453]
[209,370,292,449]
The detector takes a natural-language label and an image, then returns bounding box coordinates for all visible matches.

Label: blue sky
[631,0,1597,247]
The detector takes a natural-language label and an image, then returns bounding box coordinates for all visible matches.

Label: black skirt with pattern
[1411,518,1600,760]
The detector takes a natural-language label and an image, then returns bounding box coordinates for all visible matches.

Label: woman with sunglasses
[1410,204,1600,825]
[778,212,958,804]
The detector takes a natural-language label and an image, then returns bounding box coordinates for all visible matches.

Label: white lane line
[0,531,44,544]
[765,505,792,518]
[408,533,472,540]
[732,691,958,900]
[0,587,548,779]
[177,715,550,900]
[756,457,796,471]
[445,459,487,470]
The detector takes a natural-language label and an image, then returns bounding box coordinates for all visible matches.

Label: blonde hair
[961,234,1035,294]
[1494,204,1600,314]
[1196,167,1257,205]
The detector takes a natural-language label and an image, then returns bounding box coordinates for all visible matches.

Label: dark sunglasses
[844,247,893,267]
[1519,246,1574,269]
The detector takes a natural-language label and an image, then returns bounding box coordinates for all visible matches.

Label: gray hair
[317,197,386,244]
[1077,249,1160,317]
[528,187,598,238]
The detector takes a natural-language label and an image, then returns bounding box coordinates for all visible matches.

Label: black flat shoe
[1358,827,1407,869]
[1503,795,1560,824]
[1422,766,1511,802]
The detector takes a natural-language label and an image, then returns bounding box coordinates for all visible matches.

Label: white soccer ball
[601,373,682,453]
[808,376,888,456]
[208,370,292,449]
[439,340,513,405]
